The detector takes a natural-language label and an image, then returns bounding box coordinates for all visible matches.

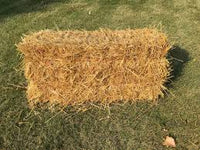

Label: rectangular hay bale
[17,28,171,108]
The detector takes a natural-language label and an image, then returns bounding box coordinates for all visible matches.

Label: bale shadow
[166,45,190,85]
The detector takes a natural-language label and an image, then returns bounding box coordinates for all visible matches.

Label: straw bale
[17,28,171,108]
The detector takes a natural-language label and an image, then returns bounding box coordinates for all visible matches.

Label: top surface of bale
[17,28,171,108]
[18,29,169,58]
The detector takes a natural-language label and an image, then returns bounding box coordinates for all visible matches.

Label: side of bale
[17,28,171,108]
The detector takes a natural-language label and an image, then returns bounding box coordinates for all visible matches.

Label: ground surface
[0,0,200,149]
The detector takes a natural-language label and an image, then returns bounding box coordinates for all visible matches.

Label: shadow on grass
[0,0,70,21]
[166,45,190,84]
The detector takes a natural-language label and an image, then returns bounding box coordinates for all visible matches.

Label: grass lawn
[0,0,200,149]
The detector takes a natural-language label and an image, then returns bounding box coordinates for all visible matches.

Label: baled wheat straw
[17,28,171,108]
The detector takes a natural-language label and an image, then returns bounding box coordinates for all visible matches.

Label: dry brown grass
[17,28,171,109]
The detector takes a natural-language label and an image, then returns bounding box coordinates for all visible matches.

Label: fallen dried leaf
[163,136,176,147]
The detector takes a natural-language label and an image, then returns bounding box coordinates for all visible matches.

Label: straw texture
[17,28,171,108]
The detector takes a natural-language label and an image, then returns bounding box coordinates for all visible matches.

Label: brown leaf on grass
[163,136,176,147]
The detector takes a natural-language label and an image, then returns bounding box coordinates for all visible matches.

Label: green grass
[0,0,200,149]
